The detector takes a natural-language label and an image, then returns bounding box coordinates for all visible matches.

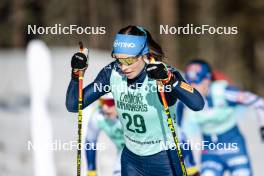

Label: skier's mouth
[124,71,132,75]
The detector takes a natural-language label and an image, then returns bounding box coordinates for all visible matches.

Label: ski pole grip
[79,41,84,52]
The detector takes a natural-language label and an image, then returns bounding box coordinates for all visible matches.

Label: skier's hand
[71,48,89,80]
[146,62,168,80]
[260,126,264,142]
[87,170,96,176]
[146,62,177,85]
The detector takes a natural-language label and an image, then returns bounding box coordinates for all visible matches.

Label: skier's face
[190,79,211,96]
[185,63,211,96]
[115,54,146,79]
[101,103,117,119]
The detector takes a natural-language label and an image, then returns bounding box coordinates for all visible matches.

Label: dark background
[1,0,264,94]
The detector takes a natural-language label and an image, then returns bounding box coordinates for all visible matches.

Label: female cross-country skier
[66,25,204,176]
[175,69,234,176]
[177,59,264,176]
[85,93,124,176]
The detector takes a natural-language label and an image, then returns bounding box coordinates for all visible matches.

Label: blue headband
[112,34,149,56]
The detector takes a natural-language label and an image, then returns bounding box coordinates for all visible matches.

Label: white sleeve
[226,90,264,126]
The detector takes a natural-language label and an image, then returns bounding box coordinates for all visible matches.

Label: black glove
[146,62,177,85]
[71,52,88,80]
[260,126,264,142]
[146,62,169,80]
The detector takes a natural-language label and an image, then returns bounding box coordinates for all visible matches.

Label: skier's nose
[120,64,129,71]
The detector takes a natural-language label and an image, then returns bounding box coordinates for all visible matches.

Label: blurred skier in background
[177,59,264,176]
[85,93,124,176]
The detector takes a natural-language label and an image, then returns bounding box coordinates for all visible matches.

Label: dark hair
[117,25,165,61]
[186,59,212,74]
[118,25,146,36]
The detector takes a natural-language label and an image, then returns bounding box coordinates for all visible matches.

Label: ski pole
[150,57,187,176]
[77,41,84,176]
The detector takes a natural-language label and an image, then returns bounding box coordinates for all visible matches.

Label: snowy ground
[0,47,263,176]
